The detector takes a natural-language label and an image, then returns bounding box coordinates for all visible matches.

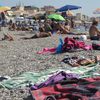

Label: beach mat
[0,63,100,89]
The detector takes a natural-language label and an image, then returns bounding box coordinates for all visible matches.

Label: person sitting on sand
[1,34,14,41]
[44,20,53,33]
[9,23,16,31]
[57,22,70,34]
[89,20,100,40]
[65,21,71,32]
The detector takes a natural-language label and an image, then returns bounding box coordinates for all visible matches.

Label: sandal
[77,58,95,66]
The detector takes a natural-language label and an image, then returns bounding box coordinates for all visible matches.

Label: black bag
[92,43,100,50]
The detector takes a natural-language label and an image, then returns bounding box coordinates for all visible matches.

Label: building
[41,6,55,12]
[11,6,19,11]
[75,13,90,21]
[75,13,82,20]
[95,17,100,22]
[11,5,40,17]
[82,14,90,21]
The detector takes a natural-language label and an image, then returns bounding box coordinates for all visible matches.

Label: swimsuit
[90,36,99,40]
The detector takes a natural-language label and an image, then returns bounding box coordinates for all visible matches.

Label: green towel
[0,63,100,89]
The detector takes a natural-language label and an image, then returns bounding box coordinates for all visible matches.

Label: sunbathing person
[9,23,16,31]
[1,34,14,41]
[89,20,100,40]
[21,32,52,40]
[58,23,70,34]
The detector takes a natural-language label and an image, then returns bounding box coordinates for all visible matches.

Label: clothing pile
[37,37,92,54]
[62,37,85,52]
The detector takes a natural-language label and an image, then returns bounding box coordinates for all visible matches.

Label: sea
[73,23,100,34]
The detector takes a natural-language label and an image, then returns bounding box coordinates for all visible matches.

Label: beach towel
[37,48,56,54]
[0,63,99,89]
[31,71,79,90]
[31,77,100,100]
[37,37,92,55]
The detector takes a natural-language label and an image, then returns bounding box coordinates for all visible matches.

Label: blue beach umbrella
[56,5,81,12]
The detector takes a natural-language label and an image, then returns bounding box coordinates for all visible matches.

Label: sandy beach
[0,29,100,100]
[0,0,100,99]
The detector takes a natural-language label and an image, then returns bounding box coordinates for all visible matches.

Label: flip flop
[77,59,95,66]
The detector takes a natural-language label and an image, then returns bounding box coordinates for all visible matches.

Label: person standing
[1,12,6,27]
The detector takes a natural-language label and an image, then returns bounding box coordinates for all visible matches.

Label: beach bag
[62,37,85,52]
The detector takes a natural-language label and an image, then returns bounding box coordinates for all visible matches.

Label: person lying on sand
[1,34,14,41]
[21,32,52,40]
[89,20,100,40]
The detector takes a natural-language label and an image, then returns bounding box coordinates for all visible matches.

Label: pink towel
[83,45,93,50]
[37,48,56,54]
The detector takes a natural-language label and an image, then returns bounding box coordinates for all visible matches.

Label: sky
[0,0,100,17]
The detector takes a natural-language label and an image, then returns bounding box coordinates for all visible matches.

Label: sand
[0,28,100,100]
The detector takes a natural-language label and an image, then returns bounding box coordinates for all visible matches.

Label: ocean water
[72,26,89,33]
[97,23,100,29]
[73,24,100,33]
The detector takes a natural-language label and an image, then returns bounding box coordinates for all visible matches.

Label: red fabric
[37,48,56,54]
[62,37,85,51]
[31,77,100,100]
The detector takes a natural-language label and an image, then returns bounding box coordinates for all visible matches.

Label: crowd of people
[0,11,100,41]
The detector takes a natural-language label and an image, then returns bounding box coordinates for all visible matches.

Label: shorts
[90,36,99,40]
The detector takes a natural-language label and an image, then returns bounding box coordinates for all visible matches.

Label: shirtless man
[57,23,70,34]
[89,20,100,40]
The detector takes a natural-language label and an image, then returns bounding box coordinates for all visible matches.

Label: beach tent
[48,13,65,21]
[93,8,100,14]
[56,5,81,12]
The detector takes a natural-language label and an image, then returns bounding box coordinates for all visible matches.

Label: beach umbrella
[93,8,100,14]
[0,6,11,12]
[48,13,65,21]
[56,5,81,12]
